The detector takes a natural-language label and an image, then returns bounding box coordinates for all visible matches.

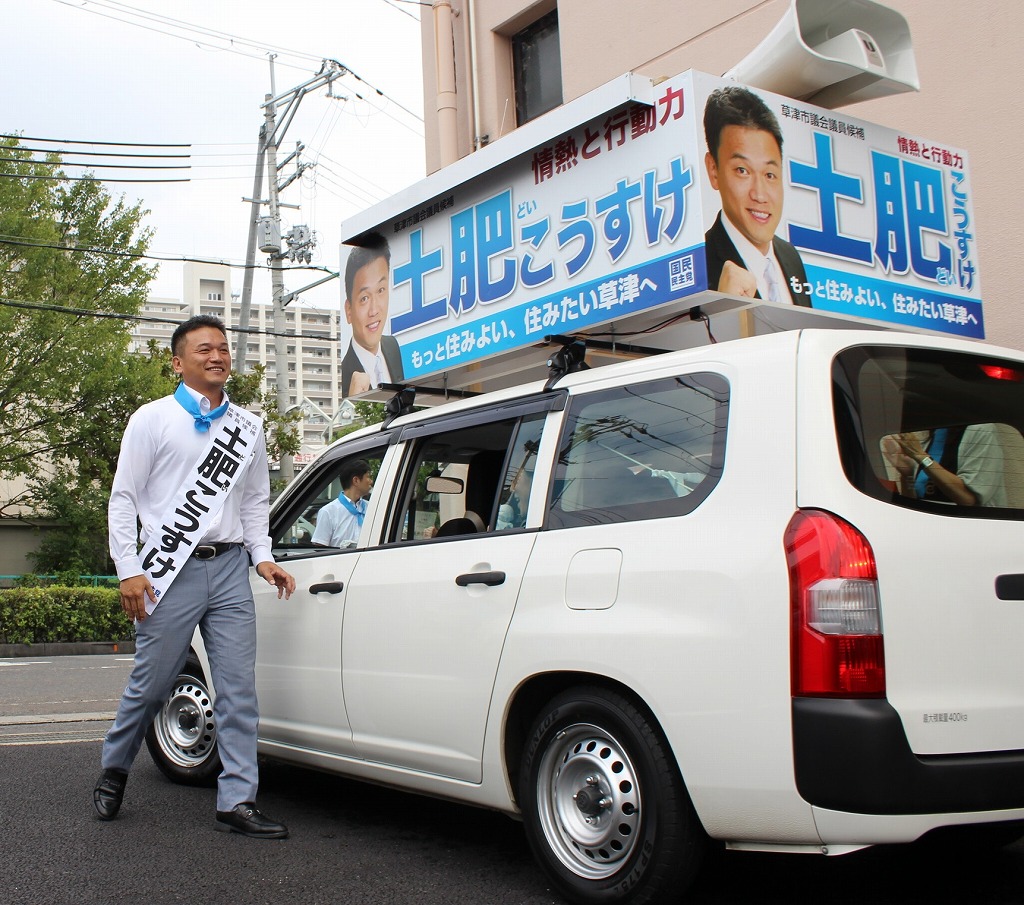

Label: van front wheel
[519,686,706,905]
[145,658,221,786]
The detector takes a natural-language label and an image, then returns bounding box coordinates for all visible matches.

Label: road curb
[0,640,136,658]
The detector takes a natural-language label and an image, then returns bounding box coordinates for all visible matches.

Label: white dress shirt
[720,215,793,303]
[311,496,365,547]
[108,384,273,580]
[351,340,391,387]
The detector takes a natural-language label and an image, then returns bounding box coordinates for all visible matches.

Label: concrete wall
[421,0,1024,351]
[0,520,60,580]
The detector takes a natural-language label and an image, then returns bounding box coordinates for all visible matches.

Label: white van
[149,328,1024,905]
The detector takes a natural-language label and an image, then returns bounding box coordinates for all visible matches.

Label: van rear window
[547,372,728,528]
[833,346,1024,517]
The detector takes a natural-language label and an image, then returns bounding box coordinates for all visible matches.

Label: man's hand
[256,561,296,599]
[716,261,759,298]
[347,370,372,396]
[119,574,156,622]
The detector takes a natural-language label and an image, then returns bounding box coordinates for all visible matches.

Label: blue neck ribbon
[337,492,366,526]
[915,428,948,498]
[174,382,228,432]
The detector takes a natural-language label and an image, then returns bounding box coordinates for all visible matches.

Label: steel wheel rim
[154,676,217,768]
[535,721,643,880]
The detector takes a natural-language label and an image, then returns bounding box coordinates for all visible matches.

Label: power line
[0,172,190,184]
[0,234,335,276]
[51,0,423,124]
[0,156,191,171]
[379,0,422,21]
[1,144,192,159]
[0,295,341,342]
[0,133,190,148]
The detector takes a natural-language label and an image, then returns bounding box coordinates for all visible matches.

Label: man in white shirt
[312,458,373,547]
[341,238,405,397]
[702,86,810,307]
[95,315,295,839]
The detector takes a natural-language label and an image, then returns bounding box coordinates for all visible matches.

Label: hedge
[0,587,133,645]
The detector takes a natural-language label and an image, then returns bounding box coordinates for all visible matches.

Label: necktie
[174,382,228,432]
[763,258,781,302]
[374,356,385,387]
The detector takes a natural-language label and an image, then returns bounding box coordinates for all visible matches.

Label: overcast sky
[2,0,426,317]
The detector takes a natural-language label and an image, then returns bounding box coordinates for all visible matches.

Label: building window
[512,9,562,126]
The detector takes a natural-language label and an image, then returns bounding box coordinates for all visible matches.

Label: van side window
[548,373,728,529]
[271,445,388,554]
[389,414,545,542]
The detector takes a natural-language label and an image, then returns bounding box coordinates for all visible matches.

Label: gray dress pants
[101,545,259,811]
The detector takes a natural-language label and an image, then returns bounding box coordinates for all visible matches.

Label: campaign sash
[136,404,263,613]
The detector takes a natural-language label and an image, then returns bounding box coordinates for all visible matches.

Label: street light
[287,398,355,446]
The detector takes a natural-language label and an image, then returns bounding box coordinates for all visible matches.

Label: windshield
[833,345,1024,517]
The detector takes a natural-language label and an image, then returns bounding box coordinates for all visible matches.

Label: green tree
[1,137,302,571]
[226,363,302,465]
[0,138,164,572]
[0,138,157,486]
[328,401,387,444]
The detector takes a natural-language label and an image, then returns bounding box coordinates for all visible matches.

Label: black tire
[145,657,221,786]
[519,686,707,905]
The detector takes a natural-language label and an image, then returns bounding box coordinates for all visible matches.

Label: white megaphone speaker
[724,0,919,109]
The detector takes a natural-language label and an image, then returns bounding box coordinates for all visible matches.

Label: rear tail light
[785,510,886,697]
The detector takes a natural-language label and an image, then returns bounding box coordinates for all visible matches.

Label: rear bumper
[792,697,1024,814]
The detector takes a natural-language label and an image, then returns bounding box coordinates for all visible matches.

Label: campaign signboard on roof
[338,69,981,397]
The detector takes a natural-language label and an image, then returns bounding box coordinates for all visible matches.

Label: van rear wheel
[519,686,706,905]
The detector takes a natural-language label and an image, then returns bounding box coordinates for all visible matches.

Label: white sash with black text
[137,405,263,613]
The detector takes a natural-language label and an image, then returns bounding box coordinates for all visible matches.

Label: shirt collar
[351,340,389,384]
[179,382,229,415]
[719,214,785,300]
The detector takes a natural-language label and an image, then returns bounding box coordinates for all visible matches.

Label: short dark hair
[344,235,391,301]
[703,86,784,162]
[172,314,228,357]
[340,458,370,490]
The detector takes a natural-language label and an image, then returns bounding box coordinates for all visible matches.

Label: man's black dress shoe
[93,769,128,820]
[215,803,288,839]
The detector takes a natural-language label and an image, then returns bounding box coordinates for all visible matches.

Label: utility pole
[238,56,345,483]
[265,60,293,482]
[234,122,266,368]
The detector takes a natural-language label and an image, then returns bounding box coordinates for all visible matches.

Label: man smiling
[703,86,810,307]
[341,238,405,397]
[96,314,295,837]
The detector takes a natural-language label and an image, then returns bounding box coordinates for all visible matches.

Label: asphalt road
[1,655,1023,905]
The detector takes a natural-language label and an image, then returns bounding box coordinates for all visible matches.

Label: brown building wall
[420,0,1024,351]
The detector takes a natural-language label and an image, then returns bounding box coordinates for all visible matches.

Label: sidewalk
[0,640,135,658]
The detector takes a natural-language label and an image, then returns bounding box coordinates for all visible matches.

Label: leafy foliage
[328,402,387,443]
[0,138,158,485]
[228,364,303,463]
[0,137,302,572]
[0,586,131,645]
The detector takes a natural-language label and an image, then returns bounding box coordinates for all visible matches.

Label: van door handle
[995,574,1024,600]
[455,570,506,587]
[309,581,344,594]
